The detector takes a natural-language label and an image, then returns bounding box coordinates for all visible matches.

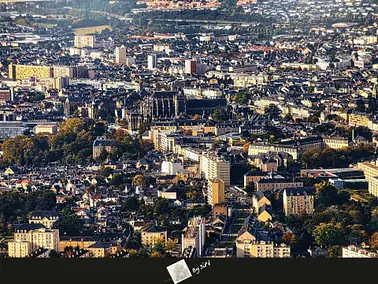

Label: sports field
[74,25,112,36]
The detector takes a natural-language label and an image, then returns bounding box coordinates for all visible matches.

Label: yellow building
[283,187,315,216]
[323,136,350,149]
[141,224,167,246]
[28,211,59,229]
[9,63,53,80]
[34,124,58,135]
[87,243,114,258]
[257,207,272,222]
[252,191,271,213]
[8,241,32,258]
[348,113,370,127]
[369,177,378,198]
[59,239,96,252]
[208,179,225,206]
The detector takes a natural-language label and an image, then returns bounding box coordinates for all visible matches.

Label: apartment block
[8,241,32,258]
[200,153,230,187]
[357,162,378,197]
[182,216,206,257]
[8,224,59,258]
[322,136,350,149]
[244,171,266,187]
[208,179,225,206]
[9,63,52,80]
[115,45,127,64]
[141,225,167,246]
[256,178,303,192]
[236,239,291,258]
[283,187,315,216]
[342,245,378,258]
[74,35,96,48]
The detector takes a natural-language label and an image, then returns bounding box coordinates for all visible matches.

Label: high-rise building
[161,161,184,175]
[283,187,315,216]
[185,59,197,74]
[74,35,96,48]
[200,153,230,187]
[357,162,378,197]
[126,56,136,66]
[0,88,11,104]
[147,54,157,70]
[208,179,225,206]
[115,45,127,64]
[182,216,206,257]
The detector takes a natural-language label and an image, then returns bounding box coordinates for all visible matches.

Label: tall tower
[115,45,127,64]
[147,54,157,70]
[208,179,225,207]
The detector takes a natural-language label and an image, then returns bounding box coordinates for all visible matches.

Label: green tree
[327,245,342,258]
[211,108,229,121]
[244,183,256,197]
[313,223,345,247]
[154,198,169,216]
[37,191,56,210]
[122,197,140,212]
[264,104,281,119]
[56,209,84,236]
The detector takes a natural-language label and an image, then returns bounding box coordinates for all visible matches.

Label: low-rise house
[141,224,168,246]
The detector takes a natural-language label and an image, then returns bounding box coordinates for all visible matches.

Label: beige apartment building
[74,35,96,48]
[8,241,32,258]
[322,136,350,149]
[283,187,315,216]
[256,178,303,191]
[248,143,300,161]
[28,211,59,229]
[236,237,291,258]
[8,225,60,258]
[34,124,58,135]
[357,162,378,197]
[200,153,230,187]
[244,172,266,187]
[342,245,378,258]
